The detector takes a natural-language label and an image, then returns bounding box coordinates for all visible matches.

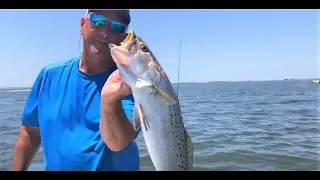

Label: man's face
[80,10,129,59]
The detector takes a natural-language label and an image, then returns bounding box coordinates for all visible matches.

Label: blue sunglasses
[86,12,128,33]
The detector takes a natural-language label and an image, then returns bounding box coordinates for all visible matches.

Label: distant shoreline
[172,78,315,85]
[0,87,31,90]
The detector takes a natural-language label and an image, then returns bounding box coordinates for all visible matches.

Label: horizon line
[0,78,316,89]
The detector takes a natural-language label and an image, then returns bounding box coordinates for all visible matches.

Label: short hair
[86,9,131,24]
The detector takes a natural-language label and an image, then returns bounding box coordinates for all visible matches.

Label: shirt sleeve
[20,67,45,127]
[121,94,141,139]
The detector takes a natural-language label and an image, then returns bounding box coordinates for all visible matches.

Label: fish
[108,29,194,171]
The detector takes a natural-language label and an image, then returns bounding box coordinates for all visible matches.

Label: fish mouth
[122,29,135,44]
[108,29,136,50]
[108,29,137,67]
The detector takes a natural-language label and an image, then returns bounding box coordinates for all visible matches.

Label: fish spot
[171,148,174,152]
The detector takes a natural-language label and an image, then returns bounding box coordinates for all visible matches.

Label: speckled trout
[108,29,193,171]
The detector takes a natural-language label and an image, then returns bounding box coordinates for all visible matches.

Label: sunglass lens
[110,21,127,33]
[89,13,107,26]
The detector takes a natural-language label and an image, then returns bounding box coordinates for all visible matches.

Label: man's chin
[89,47,111,59]
[90,43,108,52]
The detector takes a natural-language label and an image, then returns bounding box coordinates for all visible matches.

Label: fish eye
[140,43,148,52]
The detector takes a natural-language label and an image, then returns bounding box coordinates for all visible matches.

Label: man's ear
[80,17,85,35]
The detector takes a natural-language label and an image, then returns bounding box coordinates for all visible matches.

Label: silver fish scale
[150,71,193,170]
[167,103,194,170]
[156,76,177,101]
[134,87,193,171]
[134,66,194,171]
[147,53,177,102]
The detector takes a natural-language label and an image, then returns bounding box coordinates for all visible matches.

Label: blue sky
[0,9,317,87]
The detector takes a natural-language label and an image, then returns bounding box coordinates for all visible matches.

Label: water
[0,80,319,171]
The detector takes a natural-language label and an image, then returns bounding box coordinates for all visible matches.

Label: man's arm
[12,68,45,171]
[12,125,41,171]
[100,95,138,152]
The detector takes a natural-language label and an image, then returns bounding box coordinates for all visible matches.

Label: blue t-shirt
[20,57,141,171]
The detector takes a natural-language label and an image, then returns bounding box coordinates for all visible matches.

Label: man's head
[80,9,130,61]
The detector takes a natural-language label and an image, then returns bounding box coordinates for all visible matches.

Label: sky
[0,9,318,87]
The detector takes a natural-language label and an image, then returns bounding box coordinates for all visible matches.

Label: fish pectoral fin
[133,104,150,131]
[153,87,177,105]
[136,78,153,88]
[135,78,176,105]
[133,104,141,130]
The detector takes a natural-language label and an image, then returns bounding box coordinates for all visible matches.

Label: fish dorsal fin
[185,130,194,170]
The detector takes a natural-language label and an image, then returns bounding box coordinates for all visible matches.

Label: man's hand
[99,69,136,152]
[101,69,131,101]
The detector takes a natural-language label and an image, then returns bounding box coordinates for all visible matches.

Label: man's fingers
[120,81,132,94]
[109,69,123,82]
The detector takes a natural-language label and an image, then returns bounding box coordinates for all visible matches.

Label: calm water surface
[0,80,319,171]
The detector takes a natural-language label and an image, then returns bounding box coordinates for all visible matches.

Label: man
[12,9,141,171]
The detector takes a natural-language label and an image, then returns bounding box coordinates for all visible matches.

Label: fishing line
[176,32,182,100]
[78,35,82,56]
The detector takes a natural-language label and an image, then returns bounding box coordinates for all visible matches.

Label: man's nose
[100,20,113,38]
